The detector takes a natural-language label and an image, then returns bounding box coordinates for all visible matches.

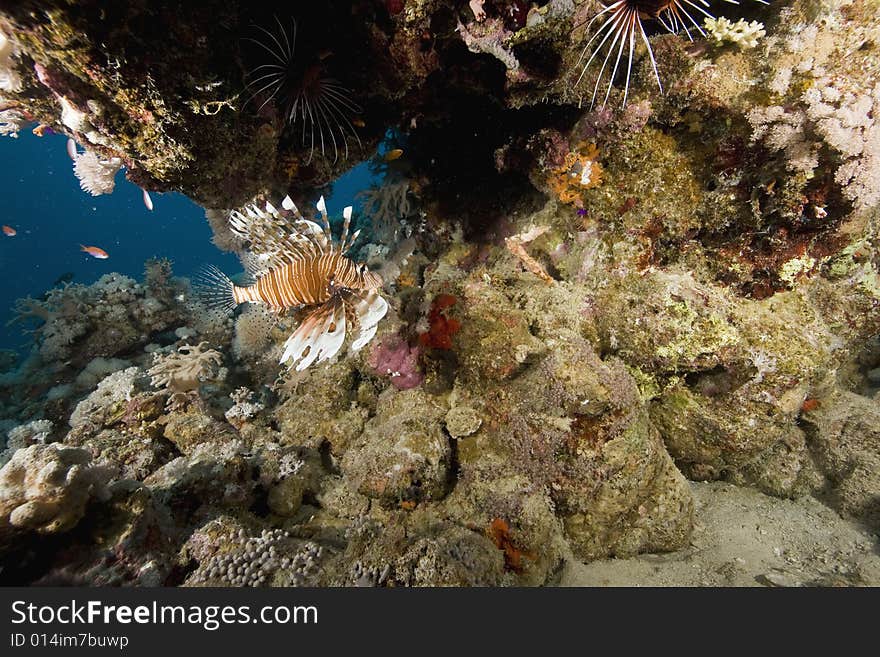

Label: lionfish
[198,195,387,371]
[575,0,769,108]
[244,17,362,165]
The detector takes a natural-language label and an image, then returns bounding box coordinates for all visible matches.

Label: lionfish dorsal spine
[339,205,353,253]
[315,195,333,246]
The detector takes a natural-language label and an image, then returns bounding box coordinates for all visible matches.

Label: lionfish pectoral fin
[347,290,388,353]
[280,298,347,371]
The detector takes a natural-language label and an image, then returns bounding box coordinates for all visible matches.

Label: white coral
[1,420,54,465]
[224,387,264,426]
[0,443,112,535]
[0,29,22,93]
[703,17,766,49]
[747,106,818,177]
[805,80,880,208]
[0,108,24,138]
[73,150,123,196]
[749,78,880,209]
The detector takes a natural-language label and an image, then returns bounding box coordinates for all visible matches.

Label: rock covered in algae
[162,411,239,456]
[800,388,880,530]
[444,404,482,438]
[274,361,368,454]
[338,516,506,587]
[341,388,451,504]
[182,518,328,587]
[419,264,697,566]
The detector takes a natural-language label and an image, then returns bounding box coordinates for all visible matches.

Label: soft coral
[418,294,460,350]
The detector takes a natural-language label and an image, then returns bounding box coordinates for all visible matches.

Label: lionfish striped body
[233,249,382,310]
[199,195,387,371]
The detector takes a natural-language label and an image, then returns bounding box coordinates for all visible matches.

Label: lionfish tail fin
[280,297,347,371]
[193,264,238,315]
[347,290,388,353]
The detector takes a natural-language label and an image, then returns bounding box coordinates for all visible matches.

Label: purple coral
[368,335,424,390]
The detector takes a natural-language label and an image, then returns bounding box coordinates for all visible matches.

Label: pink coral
[368,335,424,390]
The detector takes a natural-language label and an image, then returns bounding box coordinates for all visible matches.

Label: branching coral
[224,387,264,428]
[747,106,817,178]
[7,297,54,327]
[148,342,223,394]
[805,80,880,208]
[748,78,880,209]
[703,17,766,49]
[144,257,174,295]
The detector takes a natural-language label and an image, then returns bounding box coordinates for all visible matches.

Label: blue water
[0,128,376,353]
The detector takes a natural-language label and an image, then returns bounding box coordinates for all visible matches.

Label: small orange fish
[2,225,16,237]
[80,244,109,259]
[352,117,365,128]
[383,148,404,162]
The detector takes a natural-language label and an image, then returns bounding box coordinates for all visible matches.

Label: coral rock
[0,444,112,543]
[556,409,695,561]
[800,389,880,530]
[341,389,450,503]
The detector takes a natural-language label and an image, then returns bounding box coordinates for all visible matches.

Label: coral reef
[1,0,879,589]
[1,419,53,464]
[8,271,188,364]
